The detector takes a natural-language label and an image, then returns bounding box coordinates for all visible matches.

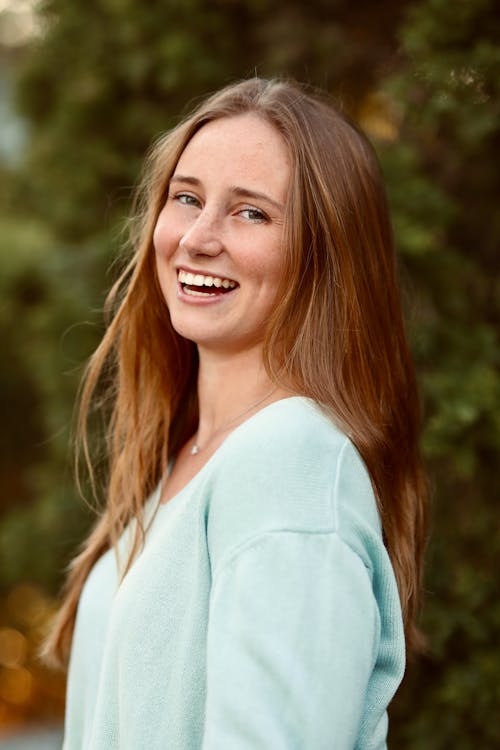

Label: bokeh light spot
[0,666,33,705]
[0,628,28,669]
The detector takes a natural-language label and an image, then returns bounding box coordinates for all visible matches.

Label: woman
[46,78,427,748]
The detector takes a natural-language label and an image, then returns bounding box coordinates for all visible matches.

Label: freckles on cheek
[153,212,182,261]
[152,221,163,256]
[152,206,171,247]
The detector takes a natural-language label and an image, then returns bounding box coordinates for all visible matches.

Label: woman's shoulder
[207,397,383,573]
[217,395,347,463]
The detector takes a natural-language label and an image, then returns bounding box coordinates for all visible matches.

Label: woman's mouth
[177,269,238,297]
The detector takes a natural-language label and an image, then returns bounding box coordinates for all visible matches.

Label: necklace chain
[190,388,277,456]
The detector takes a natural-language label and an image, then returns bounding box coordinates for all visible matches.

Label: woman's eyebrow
[230,186,284,212]
[169,175,284,212]
[169,174,200,187]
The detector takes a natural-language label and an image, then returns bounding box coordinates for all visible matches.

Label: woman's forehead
[174,114,291,202]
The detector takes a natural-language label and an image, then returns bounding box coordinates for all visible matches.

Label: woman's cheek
[152,219,164,256]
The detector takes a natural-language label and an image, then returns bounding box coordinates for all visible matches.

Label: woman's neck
[194,346,289,448]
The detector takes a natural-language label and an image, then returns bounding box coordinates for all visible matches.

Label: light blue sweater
[63,397,405,749]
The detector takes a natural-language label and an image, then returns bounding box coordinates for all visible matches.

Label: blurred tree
[377,0,500,747]
[0,211,97,587]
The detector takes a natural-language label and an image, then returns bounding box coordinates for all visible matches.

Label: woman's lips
[177,268,238,289]
[176,280,238,304]
[176,267,239,304]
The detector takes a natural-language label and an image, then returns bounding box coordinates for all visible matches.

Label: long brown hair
[43,78,428,667]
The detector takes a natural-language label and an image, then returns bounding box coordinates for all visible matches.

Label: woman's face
[153,113,291,356]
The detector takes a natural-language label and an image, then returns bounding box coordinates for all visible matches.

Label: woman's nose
[180,211,224,256]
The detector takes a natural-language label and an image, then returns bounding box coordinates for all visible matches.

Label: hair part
[42,77,428,668]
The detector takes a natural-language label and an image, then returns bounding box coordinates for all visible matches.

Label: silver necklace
[190,388,277,455]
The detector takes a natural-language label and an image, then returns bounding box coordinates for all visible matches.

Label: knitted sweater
[63,396,405,749]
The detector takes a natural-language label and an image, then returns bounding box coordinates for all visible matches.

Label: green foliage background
[1,0,498,745]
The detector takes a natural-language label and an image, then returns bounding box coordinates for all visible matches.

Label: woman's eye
[174,193,201,207]
[239,207,268,223]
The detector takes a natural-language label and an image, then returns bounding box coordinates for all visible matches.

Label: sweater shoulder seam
[331,434,351,532]
[211,527,371,591]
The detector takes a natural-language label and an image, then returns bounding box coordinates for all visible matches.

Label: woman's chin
[172,325,263,357]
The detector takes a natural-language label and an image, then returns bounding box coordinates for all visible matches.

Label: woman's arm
[201,530,380,750]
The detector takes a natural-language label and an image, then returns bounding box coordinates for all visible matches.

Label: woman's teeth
[178,269,238,296]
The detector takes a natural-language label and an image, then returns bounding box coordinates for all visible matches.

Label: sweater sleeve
[201,530,380,750]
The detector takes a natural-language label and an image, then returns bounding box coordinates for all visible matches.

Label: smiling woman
[153,114,289,357]
[43,78,428,750]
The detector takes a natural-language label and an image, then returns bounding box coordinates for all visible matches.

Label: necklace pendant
[190,444,200,456]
